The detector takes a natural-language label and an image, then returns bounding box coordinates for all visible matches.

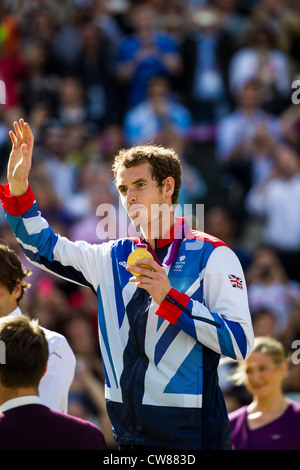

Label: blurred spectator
[51,1,93,69]
[55,76,87,125]
[250,0,300,68]
[19,2,60,53]
[204,205,252,270]
[155,0,187,42]
[28,159,73,228]
[280,295,300,353]
[212,0,251,46]
[283,362,300,404]
[56,303,110,439]
[0,110,10,176]
[246,144,300,281]
[215,78,282,219]
[70,20,120,127]
[215,78,281,177]
[218,356,251,414]
[61,309,103,384]
[229,21,291,115]
[116,2,182,110]
[98,124,125,165]
[124,75,192,146]
[63,122,94,167]
[251,307,277,338]
[20,40,58,117]
[70,161,119,244]
[25,275,70,333]
[177,158,207,209]
[180,4,236,134]
[93,0,129,48]
[0,2,25,108]
[223,389,247,414]
[229,336,300,450]
[68,354,115,449]
[38,119,77,215]
[27,101,53,143]
[0,1,19,56]
[245,246,300,335]
[280,102,300,153]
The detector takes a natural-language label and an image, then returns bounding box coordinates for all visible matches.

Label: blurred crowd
[0,0,300,448]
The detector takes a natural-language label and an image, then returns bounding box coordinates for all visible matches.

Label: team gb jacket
[0,184,254,450]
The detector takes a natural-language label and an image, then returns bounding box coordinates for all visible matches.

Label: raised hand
[8,119,34,196]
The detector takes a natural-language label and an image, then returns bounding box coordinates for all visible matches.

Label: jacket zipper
[127,296,147,447]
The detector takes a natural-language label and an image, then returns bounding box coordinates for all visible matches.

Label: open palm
[8,119,34,196]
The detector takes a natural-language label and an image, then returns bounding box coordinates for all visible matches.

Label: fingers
[9,121,23,150]
[10,119,34,148]
[13,120,23,142]
[126,260,164,281]
[129,275,153,286]
[9,130,17,149]
[136,258,164,272]
[126,262,171,304]
[20,119,34,149]
[126,266,154,280]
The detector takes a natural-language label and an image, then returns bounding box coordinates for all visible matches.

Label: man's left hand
[126,259,171,305]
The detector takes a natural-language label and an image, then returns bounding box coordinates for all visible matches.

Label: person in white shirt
[0,242,76,412]
[246,143,300,282]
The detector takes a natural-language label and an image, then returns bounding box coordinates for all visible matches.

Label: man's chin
[130,217,148,229]
[128,208,149,227]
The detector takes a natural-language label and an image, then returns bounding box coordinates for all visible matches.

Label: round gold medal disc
[127,247,153,276]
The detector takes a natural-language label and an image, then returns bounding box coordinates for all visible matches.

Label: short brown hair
[0,315,48,389]
[0,243,31,303]
[112,145,182,204]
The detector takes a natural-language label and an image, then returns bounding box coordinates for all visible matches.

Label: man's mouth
[128,203,146,218]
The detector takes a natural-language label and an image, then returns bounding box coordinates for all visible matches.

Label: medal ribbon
[138,218,190,267]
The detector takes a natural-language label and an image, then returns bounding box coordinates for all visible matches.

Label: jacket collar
[139,218,189,266]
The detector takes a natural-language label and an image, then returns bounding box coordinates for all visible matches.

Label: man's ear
[13,280,22,302]
[163,176,175,199]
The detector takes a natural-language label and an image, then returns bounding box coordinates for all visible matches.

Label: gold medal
[127,244,153,276]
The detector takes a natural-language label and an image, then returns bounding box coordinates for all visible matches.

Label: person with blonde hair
[229,336,300,450]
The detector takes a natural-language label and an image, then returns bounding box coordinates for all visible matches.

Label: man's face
[0,282,19,317]
[116,162,173,233]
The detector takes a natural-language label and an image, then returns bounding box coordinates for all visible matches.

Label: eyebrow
[117,178,148,191]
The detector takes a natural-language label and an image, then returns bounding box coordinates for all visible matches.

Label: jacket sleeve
[0,184,112,291]
[155,245,254,360]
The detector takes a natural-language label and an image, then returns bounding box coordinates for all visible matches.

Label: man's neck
[5,306,22,318]
[141,212,175,250]
[0,387,39,407]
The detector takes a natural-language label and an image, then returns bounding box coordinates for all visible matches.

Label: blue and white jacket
[0,184,254,450]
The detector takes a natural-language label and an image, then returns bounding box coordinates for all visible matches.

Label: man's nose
[127,188,136,203]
